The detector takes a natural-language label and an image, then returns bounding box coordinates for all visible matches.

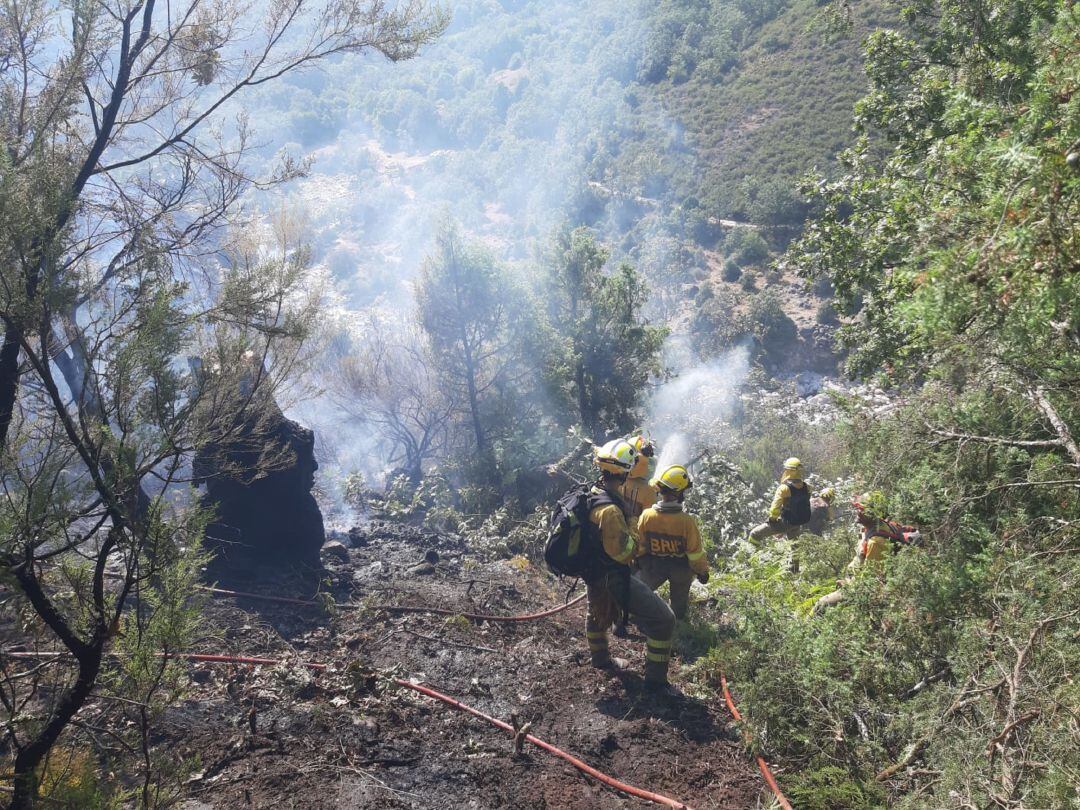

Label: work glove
[696,570,710,585]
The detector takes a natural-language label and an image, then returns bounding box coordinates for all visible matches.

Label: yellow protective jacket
[847,520,893,572]
[589,486,638,566]
[636,503,709,575]
[621,475,657,521]
[767,471,811,521]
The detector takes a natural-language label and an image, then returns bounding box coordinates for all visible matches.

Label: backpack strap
[588,486,628,517]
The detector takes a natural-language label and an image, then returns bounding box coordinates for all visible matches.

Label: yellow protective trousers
[585,568,675,683]
[636,556,696,620]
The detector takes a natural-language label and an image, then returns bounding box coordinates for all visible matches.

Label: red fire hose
[196,584,587,622]
[394,678,693,809]
[4,649,691,808]
[720,671,793,810]
[1,651,329,672]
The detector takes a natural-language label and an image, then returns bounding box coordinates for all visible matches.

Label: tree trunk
[0,325,21,453]
[52,328,152,518]
[461,344,488,460]
[575,358,592,437]
[9,647,103,809]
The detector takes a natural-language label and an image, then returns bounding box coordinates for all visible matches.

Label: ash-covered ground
[167,520,766,808]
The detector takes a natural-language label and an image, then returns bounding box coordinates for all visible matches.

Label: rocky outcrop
[194,394,325,574]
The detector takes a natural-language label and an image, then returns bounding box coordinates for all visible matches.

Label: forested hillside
[1,0,1076,808]
[240,0,877,308]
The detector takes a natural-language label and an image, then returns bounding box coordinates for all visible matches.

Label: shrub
[746,289,798,351]
[816,301,839,324]
[727,228,771,265]
[782,766,886,810]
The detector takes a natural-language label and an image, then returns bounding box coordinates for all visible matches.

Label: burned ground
[10,521,767,809]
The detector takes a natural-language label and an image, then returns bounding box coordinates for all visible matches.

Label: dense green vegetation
[641,0,895,226]
[684,0,1080,805]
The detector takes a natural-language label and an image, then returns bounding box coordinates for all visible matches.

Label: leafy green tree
[0,2,445,806]
[542,227,667,437]
[742,0,1080,804]
[415,221,531,478]
[332,309,453,485]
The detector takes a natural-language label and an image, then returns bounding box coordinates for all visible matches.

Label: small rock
[408,562,436,576]
[795,371,824,397]
[423,549,440,565]
[354,561,385,582]
[322,540,350,563]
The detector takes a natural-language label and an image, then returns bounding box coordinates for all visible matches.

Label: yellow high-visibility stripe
[646,637,672,649]
[686,548,706,561]
[586,631,607,639]
[646,651,670,663]
[611,533,636,563]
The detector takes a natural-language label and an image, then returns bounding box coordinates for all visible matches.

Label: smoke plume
[647,343,752,472]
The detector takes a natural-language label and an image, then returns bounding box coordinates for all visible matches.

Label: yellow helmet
[650,464,692,493]
[627,435,653,477]
[854,490,886,519]
[820,486,836,503]
[783,457,804,478]
[594,439,638,475]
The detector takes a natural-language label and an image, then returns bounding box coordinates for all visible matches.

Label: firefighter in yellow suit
[812,491,919,615]
[635,465,710,621]
[585,440,677,692]
[614,435,657,637]
[620,435,658,522]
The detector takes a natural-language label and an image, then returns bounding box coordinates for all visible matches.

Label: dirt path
[175,522,765,808]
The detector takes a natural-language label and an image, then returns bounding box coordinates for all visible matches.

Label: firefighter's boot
[643,636,672,685]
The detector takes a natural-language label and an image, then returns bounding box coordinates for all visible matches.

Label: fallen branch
[926,425,1066,451]
[1028,386,1080,467]
[374,592,587,623]
[400,628,497,654]
[985,711,1041,756]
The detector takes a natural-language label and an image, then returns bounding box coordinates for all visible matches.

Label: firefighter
[635,465,709,621]
[584,440,677,692]
[620,435,658,522]
[812,491,920,614]
[613,435,657,637]
[748,458,813,545]
[804,486,837,536]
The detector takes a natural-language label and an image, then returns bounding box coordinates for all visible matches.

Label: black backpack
[781,482,812,526]
[544,484,616,580]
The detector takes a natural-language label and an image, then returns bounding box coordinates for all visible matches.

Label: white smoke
[647,342,751,472]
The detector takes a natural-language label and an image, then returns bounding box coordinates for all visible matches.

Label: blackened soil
[172,521,764,809]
